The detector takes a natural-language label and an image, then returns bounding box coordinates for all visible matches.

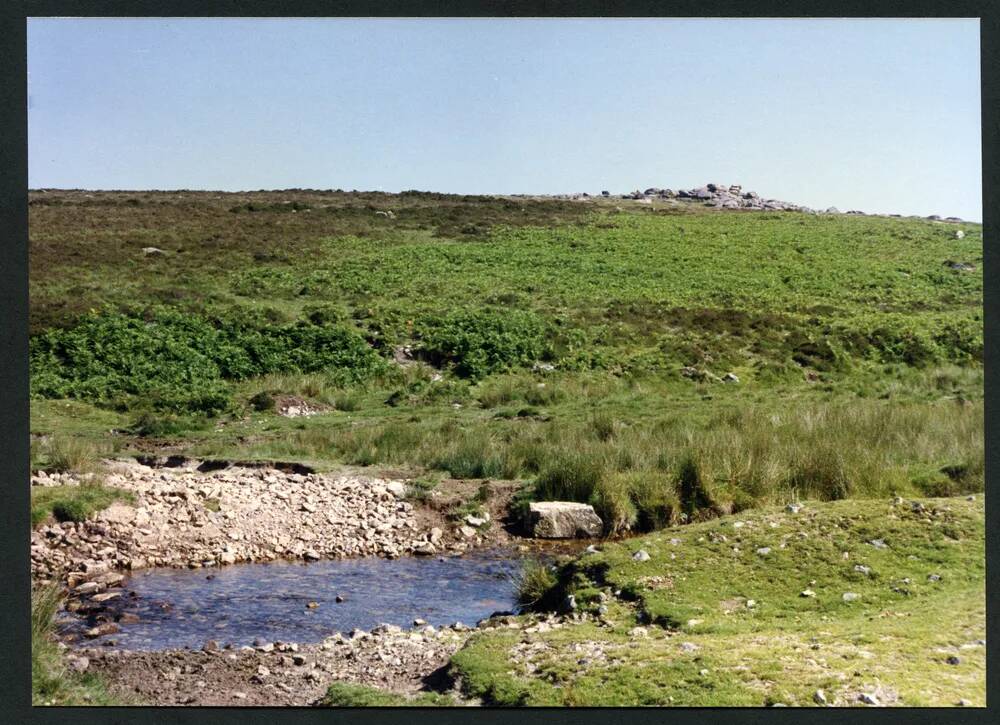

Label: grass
[28,190,983,528]
[320,682,457,707]
[31,483,135,527]
[32,584,126,705]
[449,496,985,706]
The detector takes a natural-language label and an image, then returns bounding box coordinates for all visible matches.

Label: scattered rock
[632,549,651,562]
[813,689,827,705]
[800,589,817,598]
[842,592,860,602]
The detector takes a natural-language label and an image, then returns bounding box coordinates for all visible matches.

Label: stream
[58,548,533,651]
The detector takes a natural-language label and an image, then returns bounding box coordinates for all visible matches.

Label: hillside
[30,189,983,525]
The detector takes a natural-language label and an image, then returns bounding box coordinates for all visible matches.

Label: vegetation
[450,496,985,706]
[29,190,983,524]
[32,584,125,705]
[31,483,135,527]
[320,682,456,707]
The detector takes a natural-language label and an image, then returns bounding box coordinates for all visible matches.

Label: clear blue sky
[28,18,982,220]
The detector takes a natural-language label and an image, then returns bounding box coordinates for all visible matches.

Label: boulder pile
[621,182,815,212]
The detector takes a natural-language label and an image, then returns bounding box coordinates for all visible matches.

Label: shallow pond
[59,549,531,651]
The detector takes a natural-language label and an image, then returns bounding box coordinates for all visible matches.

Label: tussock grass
[32,435,109,474]
[32,584,124,705]
[262,395,982,533]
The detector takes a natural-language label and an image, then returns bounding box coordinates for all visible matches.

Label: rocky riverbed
[31,458,509,586]
[65,612,596,706]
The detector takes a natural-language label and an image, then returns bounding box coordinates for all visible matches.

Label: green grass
[449,496,985,706]
[320,682,457,707]
[28,191,983,527]
[31,484,135,527]
[32,584,127,705]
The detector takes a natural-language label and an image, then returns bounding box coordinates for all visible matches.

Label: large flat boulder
[528,502,603,539]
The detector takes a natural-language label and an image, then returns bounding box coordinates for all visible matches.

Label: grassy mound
[449,496,985,706]
[30,484,135,527]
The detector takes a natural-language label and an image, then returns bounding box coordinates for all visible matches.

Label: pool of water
[58,549,530,651]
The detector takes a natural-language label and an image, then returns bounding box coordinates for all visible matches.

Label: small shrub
[514,559,558,610]
[417,309,548,380]
[249,391,276,412]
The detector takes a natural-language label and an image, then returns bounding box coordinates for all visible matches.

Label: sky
[28,18,982,221]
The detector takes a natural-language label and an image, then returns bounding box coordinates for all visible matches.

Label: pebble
[859,693,880,706]
[813,689,827,705]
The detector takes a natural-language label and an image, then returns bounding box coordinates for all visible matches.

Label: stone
[464,514,487,527]
[91,591,121,603]
[800,589,816,598]
[429,527,443,544]
[74,582,100,595]
[859,693,880,706]
[785,503,803,514]
[955,230,965,239]
[813,689,827,705]
[142,246,166,255]
[868,538,888,550]
[854,565,872,576]
[946,655,961,665]
[633,549,651,562]
[842,592,860,602]
[386,481,407,498]
[722,372,739,383]
[202,640,219,652]
[84,623,119,638]
[66,655,90,673]
[527,501,603,538]
[756,547,771,556]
